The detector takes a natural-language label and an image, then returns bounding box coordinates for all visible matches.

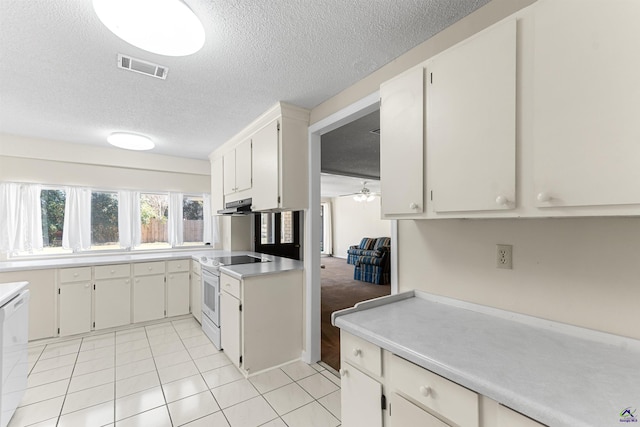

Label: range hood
[217,198,252,215]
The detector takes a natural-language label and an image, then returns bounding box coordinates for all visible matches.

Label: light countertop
[332,291,640,427]
[0,249,217,273]
[0,250,304,278]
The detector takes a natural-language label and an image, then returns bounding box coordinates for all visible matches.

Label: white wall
[0,133,210,193]
[398,218,640,340]
[331,196,390,259]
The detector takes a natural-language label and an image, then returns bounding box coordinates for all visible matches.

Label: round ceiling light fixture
[93,0,205,56]
[107,132,155,151]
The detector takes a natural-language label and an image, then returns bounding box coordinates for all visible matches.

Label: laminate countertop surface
[332,291,640,427]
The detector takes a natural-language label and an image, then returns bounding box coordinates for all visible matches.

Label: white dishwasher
[0,282,29,427]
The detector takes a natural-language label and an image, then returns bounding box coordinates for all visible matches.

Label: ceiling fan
[340,181,379,202]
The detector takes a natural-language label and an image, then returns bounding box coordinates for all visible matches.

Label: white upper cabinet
[210,156,224,214]
[223,139,252,195]
[380,66,425,218]
[211,102,309,212]
[427,18,516,213]
[532,0,640,209]
[251,119,279,211]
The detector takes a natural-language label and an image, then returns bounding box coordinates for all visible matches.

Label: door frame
[303,91,399,364]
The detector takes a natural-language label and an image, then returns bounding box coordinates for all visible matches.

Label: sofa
[354,245,390,285]
[347,237,390,265]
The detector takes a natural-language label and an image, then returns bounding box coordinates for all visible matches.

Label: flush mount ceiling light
[93,0,205,56]
[107,132,155,151]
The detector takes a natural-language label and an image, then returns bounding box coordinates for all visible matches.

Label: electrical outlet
[496,244,513,269]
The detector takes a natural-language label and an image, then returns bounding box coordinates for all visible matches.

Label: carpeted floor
[320,256,390,371]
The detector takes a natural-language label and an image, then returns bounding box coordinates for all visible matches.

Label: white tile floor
[12,317,341,427]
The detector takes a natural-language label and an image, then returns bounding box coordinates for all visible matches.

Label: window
[91,191,119,250]
[40,188,71,254]
[138,193,170,249]
[183,196,204,246]
[254,211,301,260]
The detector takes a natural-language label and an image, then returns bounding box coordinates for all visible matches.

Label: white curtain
[321,201,333,255]
[62,187,91,251]
[168,192,184,247]
[202,193,213,245]
[118,190,140,249]
[0,183,43,254]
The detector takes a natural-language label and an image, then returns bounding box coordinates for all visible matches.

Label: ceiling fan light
[93,0,205,56]
[107,132,155,151]
[366,195,375,202]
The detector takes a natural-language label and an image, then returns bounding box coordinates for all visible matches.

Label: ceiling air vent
[117,54,168,80]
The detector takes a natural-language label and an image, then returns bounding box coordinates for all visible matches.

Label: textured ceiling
[321,110,380,180]
[0,0,490,160]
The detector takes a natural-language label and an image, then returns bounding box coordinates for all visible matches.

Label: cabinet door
[223,150,236,195]
[341,362,383,427]
[390,393,449,427]
[132,275,165,323]
[167,272,190,317]
[211,156,224,213]
[427,18,516,213]
[59,282,91,336]
[235,139,252,192]
[533,0,640,208]
[220,291,241,368]
[380,67,424,216]
[251,119,279,210]
[190,272,202,323]
[94,278,131,330]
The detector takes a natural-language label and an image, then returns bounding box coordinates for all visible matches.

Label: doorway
[304,92,398,368]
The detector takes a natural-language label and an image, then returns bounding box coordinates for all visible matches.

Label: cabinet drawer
[133,261,165,276]
[498,405,545,427]
[95,264,130,280]
[341,331,382,377]
[167,259,190,273]
[390,392,449,427]
[220,274,240,299]
[59,267,91,283]
[191,259,202,276]
[390,355,478,427]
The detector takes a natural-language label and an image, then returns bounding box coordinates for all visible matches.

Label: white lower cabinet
[132,262,166,323]
[340,331,384,427]
[58,267,92,337]
[190,260,202,323]
[220,270,303,376]
[498,405,545,427]
[93,264,131,330]
[220,288,241,367]
[340,331,544,427]
[390,393,448,427]
[167,260,190,317]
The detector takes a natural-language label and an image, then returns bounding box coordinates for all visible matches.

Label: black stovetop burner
[212,255,268,265]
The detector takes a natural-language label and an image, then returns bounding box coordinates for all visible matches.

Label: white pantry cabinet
[427,18,516,213]
[190,259,202,323]
[219,269,303,376]
[132,261,166,323]
[223,139,252,195]
[58,267,92,337]
[532,0,640,209]
[166,260,190,317]
[380,66,426,218]
[93,264,131,330]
